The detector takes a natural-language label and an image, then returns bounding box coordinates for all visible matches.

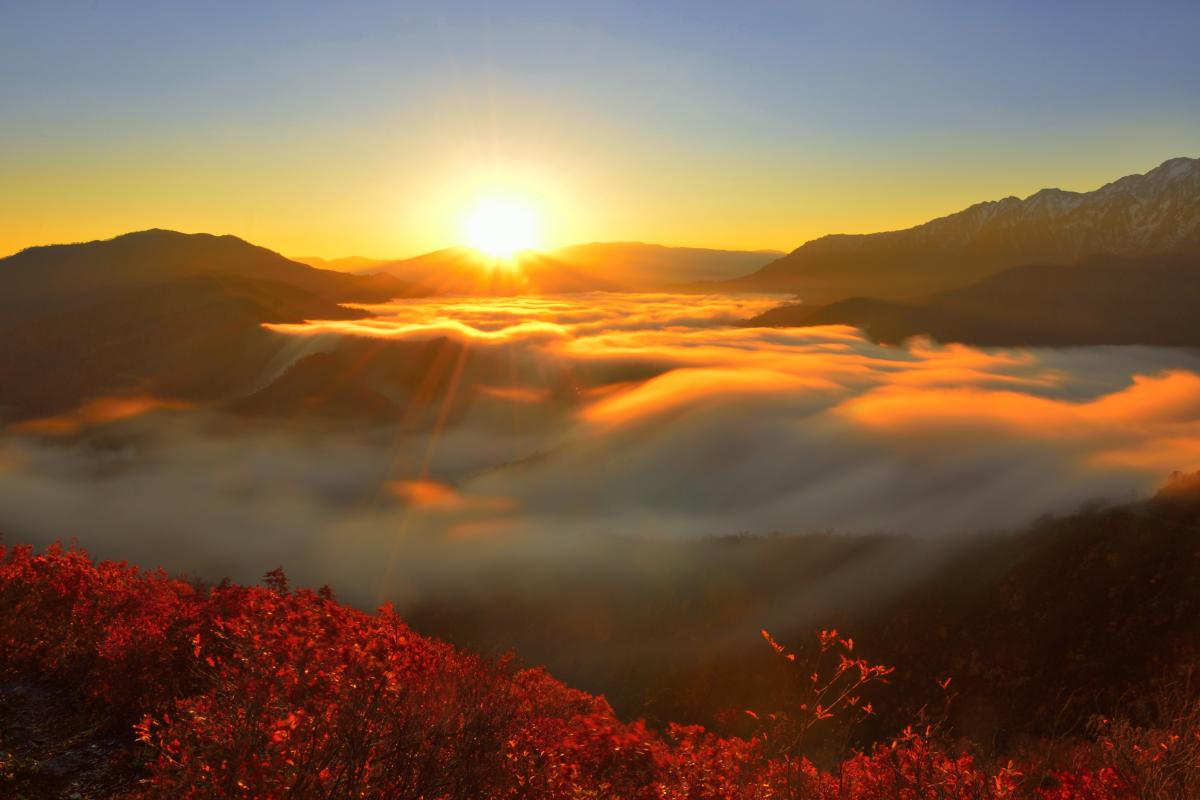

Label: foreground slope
[405,472,1200,744]
[3,478,1200,797]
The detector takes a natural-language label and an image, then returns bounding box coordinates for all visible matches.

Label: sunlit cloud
[4,292,1200,610]
[258,294,1200,541]
[841,371,1200,441]
[582,367,837,426]
[7,396,192,436]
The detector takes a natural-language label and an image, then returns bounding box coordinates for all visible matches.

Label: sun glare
[461,197,542,259]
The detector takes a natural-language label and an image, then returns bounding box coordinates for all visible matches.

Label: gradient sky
[2,0,1198,259]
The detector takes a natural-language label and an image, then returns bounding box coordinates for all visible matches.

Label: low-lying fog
[3,291,1200,615]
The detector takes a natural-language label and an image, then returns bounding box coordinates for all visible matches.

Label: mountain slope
[5,478,1200,796]
[743,252,1200,347]
[0,229,412,323]
[393,471,1200,741]
[727,156,1200,303]
[0,227,432,419]
[232,351,400,421]
[0,275,357,418]
[0,230,421,420]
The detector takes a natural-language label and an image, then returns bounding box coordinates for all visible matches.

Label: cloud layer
[4,292,1200,610]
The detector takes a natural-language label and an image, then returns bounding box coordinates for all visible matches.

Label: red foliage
[0,542,1189,799]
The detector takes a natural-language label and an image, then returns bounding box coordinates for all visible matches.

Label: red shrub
[0,543,1192,799]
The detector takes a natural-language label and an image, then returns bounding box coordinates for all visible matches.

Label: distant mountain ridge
[4,156,1198,420]
[340,241,780,295]
[728,156,1200,302]
[290,255,390,273]
[0,228,412,322]
[548,241,782,284]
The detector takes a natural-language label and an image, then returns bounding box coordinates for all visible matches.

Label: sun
[461,197,542,259]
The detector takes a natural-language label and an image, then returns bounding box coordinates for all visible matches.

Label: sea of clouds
[3,292,1200,609]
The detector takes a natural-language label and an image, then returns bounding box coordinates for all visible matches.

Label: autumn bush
[0,542,1194,799]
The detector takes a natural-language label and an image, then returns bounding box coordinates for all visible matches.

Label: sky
[2,0,1198,259]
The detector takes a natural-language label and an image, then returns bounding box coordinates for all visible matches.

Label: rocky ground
[0,678,145,799]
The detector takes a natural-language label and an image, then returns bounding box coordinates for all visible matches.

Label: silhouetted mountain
[369,247,622,295]
[726,156,1200,303]
[366,242,779,294]
[743,252,1200,346]
[0,274,368,419]
[0,230,431,420]
[290,255,390,273]
[0,229,413,323]
[546,242,781,284]
[0,229,672,423]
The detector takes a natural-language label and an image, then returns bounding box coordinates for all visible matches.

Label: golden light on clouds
[262,292,1200,512]
[8,292,1200,594]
